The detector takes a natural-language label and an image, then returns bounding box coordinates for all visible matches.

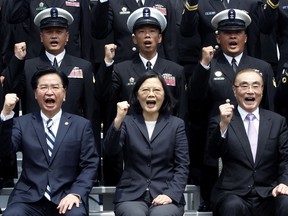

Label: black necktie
[146,61,152,70]
[53,57,58,69]
[231,58,237,72]
[138,0,143,7]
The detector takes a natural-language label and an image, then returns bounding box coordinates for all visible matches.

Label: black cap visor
[133,17,161,32]
[40,17,68,30]
[217,19,246,31]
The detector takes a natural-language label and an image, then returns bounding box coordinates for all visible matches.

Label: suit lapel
[132,115,150,143]
[254,109,271,166]
[150,115,169,142]
[131,114,170,144]
[230,111,255,166]
[209,0,226,12]
[59,54,76,77]
[39,54,53,67]
[153,58,167,74]
[123,0,139,12]
[31,112,51,163]
[132,56,167,74]
[215,54,235,83]
[132,57,147,76]
[238,54,253,71]
[49,112,72,163]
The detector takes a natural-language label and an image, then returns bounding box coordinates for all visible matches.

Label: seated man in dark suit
[20,8,100,180]
[207,68,288,216]
[187,9,276,211]
[0,68,99,216]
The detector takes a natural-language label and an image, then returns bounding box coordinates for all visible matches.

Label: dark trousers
[0,154,17,187]
[213,189,288,216]
[114,191,184,216]
[3,197,87,216]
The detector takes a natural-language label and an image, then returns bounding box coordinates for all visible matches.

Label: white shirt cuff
[200,62,210,70]
[1,111,15,121]
[221,128,227,138]
[105,60,114,67]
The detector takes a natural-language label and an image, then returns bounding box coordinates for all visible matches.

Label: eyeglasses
[37,84,64,92]
[233,83,263,91]
[138,87,164,96]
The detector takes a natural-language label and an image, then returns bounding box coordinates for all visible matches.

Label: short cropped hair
[31,67,69,90]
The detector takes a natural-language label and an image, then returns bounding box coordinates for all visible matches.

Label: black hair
[129,70,175,115]
[31,66,69,90]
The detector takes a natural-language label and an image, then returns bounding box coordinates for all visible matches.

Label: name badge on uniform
[68,67,83,78]
[205,11,216,16]
[120,7,131,15]
[127,77,136,86]
[213,71,225,81]
[65,1,80,7]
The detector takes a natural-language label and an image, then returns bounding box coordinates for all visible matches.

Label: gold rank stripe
[266,0,279,9]
[185,2,198,11]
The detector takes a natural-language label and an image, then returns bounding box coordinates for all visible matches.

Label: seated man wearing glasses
[206,68,288,216]
[187,9,276,211]
[0,68,99,216]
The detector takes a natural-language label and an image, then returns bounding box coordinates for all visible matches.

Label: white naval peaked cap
[34,7,74,29]
[127,7,167,33]
[211,9,251,31]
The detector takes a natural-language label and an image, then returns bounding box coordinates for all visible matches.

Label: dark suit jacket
[276,0,288,77]
[95,56,188,120]
[189,52,275,119]
[275,65,288,122]
[0,111,99,207]
[188,52,275,167]
[22,53,97,135]
[181,0,278,61]
[0,56,25,178]
[6,0,92,60]
[91,0,178,62]
[174,0,201,64]
[206,108,288,205]
[0,56,25,109]
[103,114,189,204]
